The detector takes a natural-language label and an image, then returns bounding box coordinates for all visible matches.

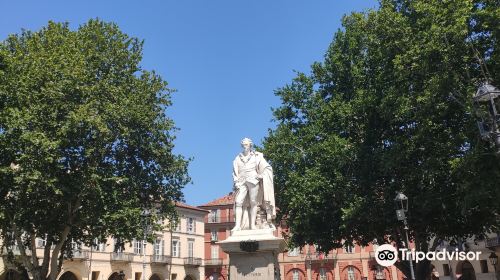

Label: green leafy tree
[0,20,190,280]
[264,0,500,279]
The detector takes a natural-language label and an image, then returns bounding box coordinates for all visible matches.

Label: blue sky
[0,0,378,206]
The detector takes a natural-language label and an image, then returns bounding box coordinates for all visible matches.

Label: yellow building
[0,203,208,280]
[430,234,499,280]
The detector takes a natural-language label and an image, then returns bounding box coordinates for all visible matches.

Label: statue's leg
[247,182,259,230]
[233,185,248,231]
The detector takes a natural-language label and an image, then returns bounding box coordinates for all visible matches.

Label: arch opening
[59,271,78,280]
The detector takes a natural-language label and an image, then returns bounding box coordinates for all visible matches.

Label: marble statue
[231,138,276,232]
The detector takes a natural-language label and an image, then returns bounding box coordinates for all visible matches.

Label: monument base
[218,229,285,280]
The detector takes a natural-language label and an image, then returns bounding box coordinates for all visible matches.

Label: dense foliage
[0,20,190,280]
[264,0,500,278]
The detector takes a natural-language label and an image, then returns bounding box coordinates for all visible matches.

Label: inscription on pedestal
[239,240,258,252]
[230,252,277,280]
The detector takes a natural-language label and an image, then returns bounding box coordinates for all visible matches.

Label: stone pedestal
[218,229,285,280]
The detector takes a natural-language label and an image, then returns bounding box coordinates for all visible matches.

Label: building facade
[430,235,499,280]
[199,193,500,280]
[198,193,235,280]
[279,242,402,280]
[0,203,207,280]
[198,193,403,280]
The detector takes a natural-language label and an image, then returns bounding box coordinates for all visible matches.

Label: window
[172,240,180,257]
[443,264,450,276]
[133,239,145,255]
[154,239,164,256]
[372,239,379,252]
[344,244,354,254]
[170,218,180,232]
[292,269,300,280]
[211,245,219,259]
[375,266,385,279]
[188,239,194,258]
[209,273,219,280]
[211,229,218,241]
[288,247,299,257]
[37,237,46,248]
[114,238,124,253]
[347,267,356,280]
[187,217,195,233]
[480,260,489,273]
[71,240,81,251]
[92,238,106,252]
[319,268,327,280]
[91,272,100,280]
[209,210,220,223]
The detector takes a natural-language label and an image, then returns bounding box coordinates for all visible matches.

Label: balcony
[110,252,134,262]
[1,246,31,256]
[207,215,221,223]
[486,236,500,248]
[68,250,89,260]
[150,255,171,264]
[206,215,233,224]
[183,257,202,267]
[205,258,223,266]
[305,252,337,263]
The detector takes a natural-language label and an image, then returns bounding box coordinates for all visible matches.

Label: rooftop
[199,192,234,207]
[175,201,209,213]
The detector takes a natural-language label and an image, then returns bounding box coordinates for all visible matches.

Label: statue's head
[241,137,253,153]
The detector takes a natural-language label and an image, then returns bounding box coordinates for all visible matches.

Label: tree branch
[41,240,52,278]
[49,198,81,280]
[30,233,39,268]
[12,224,34,272]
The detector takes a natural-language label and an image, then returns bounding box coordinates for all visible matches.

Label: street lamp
[473,82,500,152]
[489,252,498,280]
[394,192,415,280]
[141,209,151,280]
[394,192,408,220]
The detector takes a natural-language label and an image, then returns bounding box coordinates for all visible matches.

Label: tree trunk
[30,267,46,280]
[395,260,413,280]
[415,260,432,280]
[48,226,71,280]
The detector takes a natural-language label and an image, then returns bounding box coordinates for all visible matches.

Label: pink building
[199,193,405,280]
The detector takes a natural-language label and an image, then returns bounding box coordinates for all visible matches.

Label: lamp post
[141,209,151,280]
[489,252,498,280]
[473,82,500,153]
[444,243,456,280]
[305,249,312,280]
[395,192,415,280]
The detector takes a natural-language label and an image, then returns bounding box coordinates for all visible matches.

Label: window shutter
[193,218,196,233]
[161,239,165,256]
[178,241,181,257]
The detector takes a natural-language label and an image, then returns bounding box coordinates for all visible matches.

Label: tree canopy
[0,19,190,280]
[264,0,500,278]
